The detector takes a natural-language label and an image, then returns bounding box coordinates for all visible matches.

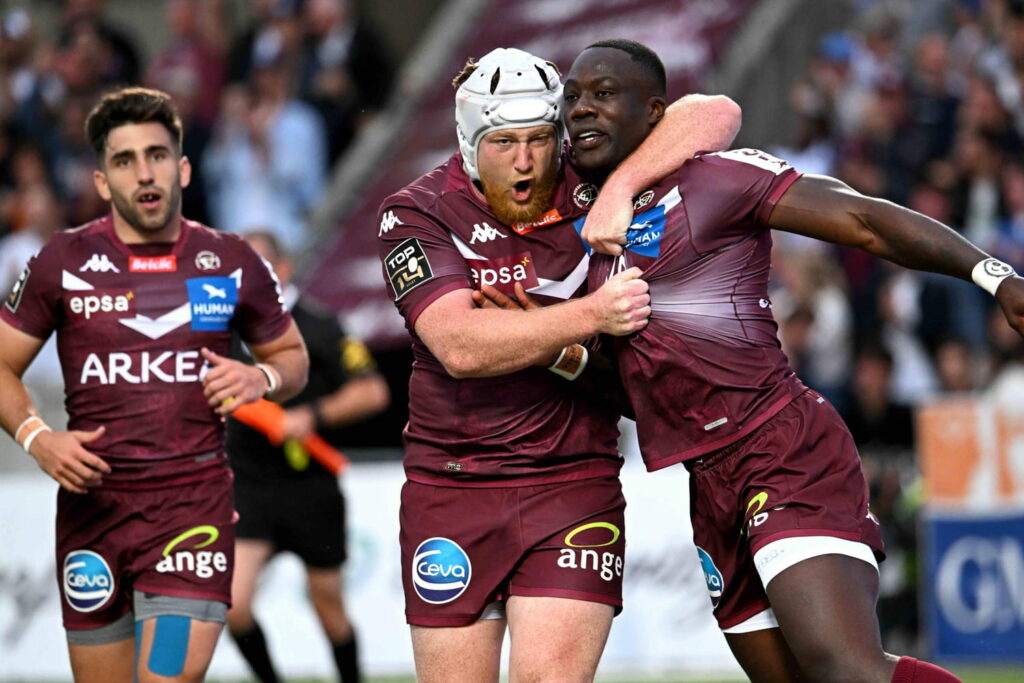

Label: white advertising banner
[0,457,740,680]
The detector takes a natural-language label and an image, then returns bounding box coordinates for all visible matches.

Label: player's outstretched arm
[769,174,1024,337]
[202,320,309,415]
[0,320,110,493]
[584,94,742,255]
[415,267,650,378]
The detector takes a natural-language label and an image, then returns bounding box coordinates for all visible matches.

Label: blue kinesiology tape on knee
[147,615,191,677]
[135,621,143,683]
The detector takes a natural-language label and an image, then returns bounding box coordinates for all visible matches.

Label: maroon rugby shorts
[684,390,885,629]
[400,475,626,626]
[56,467,236,631]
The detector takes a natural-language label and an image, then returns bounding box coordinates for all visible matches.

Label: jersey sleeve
[377,201,473,329]
[679,149,802,253]
[232,241,294,345]
[0,242,62,340]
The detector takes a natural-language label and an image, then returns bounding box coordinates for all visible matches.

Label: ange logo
[155,525,228,579]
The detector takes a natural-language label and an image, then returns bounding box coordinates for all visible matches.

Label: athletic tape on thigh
[753,535,878,588]
[146,615,191,677]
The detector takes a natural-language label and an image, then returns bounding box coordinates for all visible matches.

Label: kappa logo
[469,222,507,244]
[79,253,120,273]
[379,210,402,237]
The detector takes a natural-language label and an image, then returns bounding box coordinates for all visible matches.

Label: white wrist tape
[548,344,589,381]
[14,416,43,443]
[21,424,51,454]
[255,363,279,396]
[971,258,1017,296]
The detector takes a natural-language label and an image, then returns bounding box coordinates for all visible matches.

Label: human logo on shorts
[696,546,724,607]
[63,549,114,612]
[412,537,471,604]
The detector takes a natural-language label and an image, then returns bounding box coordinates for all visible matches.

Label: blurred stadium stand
[2,0,1024,678]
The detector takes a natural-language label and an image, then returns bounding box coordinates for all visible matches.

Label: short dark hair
[85,87,184,162]
[586,39,666,95]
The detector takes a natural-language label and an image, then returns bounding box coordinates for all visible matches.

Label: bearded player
[572,39,1024,683]
[0,88,308,683]
[376,47,740,682]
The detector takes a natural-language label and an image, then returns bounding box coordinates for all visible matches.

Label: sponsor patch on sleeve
[385,238,433,300]
[5,266,30,312]
[186,277,238,331]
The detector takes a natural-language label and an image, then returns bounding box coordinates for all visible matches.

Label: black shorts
[234,476,346,568]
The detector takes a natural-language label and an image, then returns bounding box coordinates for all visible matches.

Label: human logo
[195,250,221,271]
[557,522,623,582]
[202,283,227,299]
[63,550,114,613]
[79,253,120,273]
[469,222,507,244]
[186,277,238,331]
[155,525,228,579]
[696,546,724,607]
[379,210,402,236]
[412,537,471,604]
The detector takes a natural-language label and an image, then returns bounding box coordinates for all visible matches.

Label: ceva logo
[63,550,114,613]
[696,546,724,607]
[412,537,471,604]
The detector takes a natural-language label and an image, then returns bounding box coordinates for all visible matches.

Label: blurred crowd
[769,0,1024,653]
[0,0,395,289]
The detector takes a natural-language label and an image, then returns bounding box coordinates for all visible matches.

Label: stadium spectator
[204,43,327,251]
[226,230,389,683]
[0,87,307,682]
[376,47,739,682]
[573,38,1023,682]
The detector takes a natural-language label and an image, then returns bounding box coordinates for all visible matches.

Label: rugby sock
[331,631,361,683]
[231,621,281,683]
[891,656,963,682]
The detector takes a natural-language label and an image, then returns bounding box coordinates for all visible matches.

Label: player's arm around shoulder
[583,94,742,255]
[0,319,110,492]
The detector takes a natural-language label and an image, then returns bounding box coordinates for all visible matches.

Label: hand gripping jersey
[1,215,292,487]
[377,151,621,486]
[586,149,807,470]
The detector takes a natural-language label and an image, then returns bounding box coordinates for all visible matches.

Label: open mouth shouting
[512,178,534,202]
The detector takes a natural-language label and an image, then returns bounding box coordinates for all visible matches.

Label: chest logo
[186,277,237,331]
[513,209,562,235]
[572,183,598,209]
[623,205,667,258]
[129,255,177,273]
[633,190,655,210]
[468,251,540,294]
[469,222,507,244]
[79,253,120,274]
[195,250,221,271]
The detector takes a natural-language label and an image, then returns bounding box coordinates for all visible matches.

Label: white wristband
[548,344,589,381]
[21,425,51,455]
[972,258,1016,296]
[13,416,43,443]
[255,363,279,397]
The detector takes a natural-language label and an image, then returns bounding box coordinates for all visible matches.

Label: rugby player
[0,87,308,683]
[570,39,1024,683]
[376,47,740,682]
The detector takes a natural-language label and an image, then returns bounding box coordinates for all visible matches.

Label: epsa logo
[67,291,135,320]
[412,537,471,604]
[696,546,724,607]
[468,252,540,295]
[155,525,228,579]
[63,550,114,613]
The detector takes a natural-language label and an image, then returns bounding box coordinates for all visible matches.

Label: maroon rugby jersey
[1,215,292,487]
[587,149,807,470]
[377,151,621,486]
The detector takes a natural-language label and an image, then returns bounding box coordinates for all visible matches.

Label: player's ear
[647,96,667,127]
[179,155,192,189]
[93,168,112,201]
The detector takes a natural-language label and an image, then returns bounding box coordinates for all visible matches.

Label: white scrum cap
[455,47,563,181]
